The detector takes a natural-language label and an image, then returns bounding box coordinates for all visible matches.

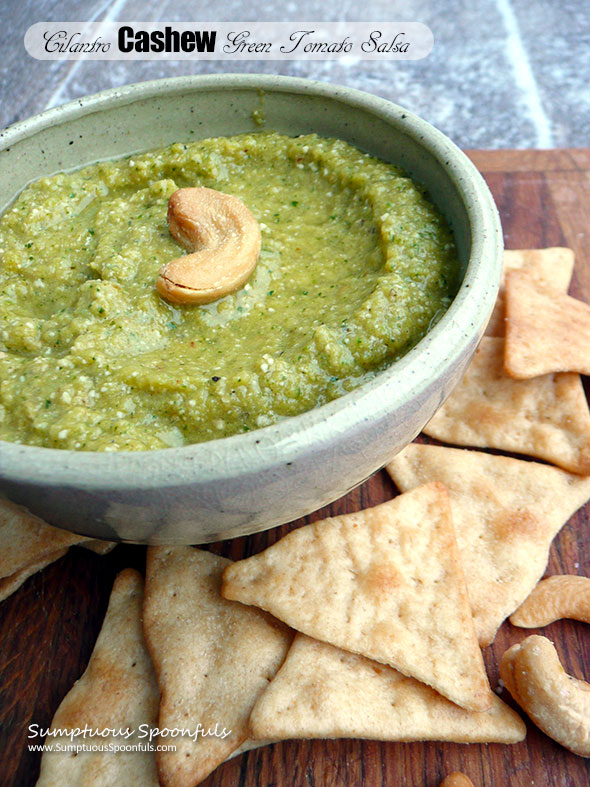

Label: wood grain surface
[1,148,589,787]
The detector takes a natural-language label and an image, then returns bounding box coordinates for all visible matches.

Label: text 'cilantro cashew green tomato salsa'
[0,132,460,451]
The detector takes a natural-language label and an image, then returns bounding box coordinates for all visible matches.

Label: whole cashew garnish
[440,773,475,787]
[156,187,261,305]
[500,635,590,757]
[510,575,590,628]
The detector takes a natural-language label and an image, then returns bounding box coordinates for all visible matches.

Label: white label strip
[25,22,433,61]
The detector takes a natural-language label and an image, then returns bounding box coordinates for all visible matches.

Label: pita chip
[486,247,574,336]
[143,547,292,787]
[386,443,590,645]
[223,484,492,712]
[0,499,89,579]
[0,498,116,600]
[37,569,160,787]
[0,548,69,603]
[80,541,117,556]
[250,635,525,744]
[504,269,590,378]
[226,738,271,760]
[423,336,590,475]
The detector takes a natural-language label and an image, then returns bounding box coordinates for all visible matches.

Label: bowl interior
[0,77,472,277]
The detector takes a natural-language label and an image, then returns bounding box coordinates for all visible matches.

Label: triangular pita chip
[486,248,574,336]
[143,547,292,787]
[386,444,590,645]
[250,635,525,744]
[0,499,88,579]
[504,269,590,378]
[0,548,68,603]
[80,541,117,555]
[0,498,115,596]
[223,483,492,712]
[37,569,160,786]
[423,336,590,475]
[226,738,271,759]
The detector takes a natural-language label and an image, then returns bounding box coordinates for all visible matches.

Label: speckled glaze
[0,74,502,544]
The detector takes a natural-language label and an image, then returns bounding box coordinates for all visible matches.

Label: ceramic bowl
[0,74,502,543]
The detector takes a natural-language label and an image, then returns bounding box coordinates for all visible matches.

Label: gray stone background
[1,0,589,149]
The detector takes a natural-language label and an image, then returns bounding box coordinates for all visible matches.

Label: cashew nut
[440,773,475,787]
[156,187,261,305]
[500,635,590,757]
[510,575,590,628]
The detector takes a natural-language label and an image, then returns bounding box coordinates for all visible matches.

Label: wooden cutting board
[1,149,589,787]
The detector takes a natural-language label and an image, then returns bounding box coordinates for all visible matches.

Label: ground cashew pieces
[500,635,590,757]
[156,187,261,304]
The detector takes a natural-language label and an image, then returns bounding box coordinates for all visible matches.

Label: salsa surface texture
[0,132,460,450]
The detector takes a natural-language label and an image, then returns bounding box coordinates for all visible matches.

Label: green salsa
[0,132,460,451]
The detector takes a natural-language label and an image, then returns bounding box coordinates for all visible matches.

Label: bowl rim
[0,73,502,490]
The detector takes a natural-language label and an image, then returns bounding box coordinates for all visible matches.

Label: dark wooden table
[1,149,589,787]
